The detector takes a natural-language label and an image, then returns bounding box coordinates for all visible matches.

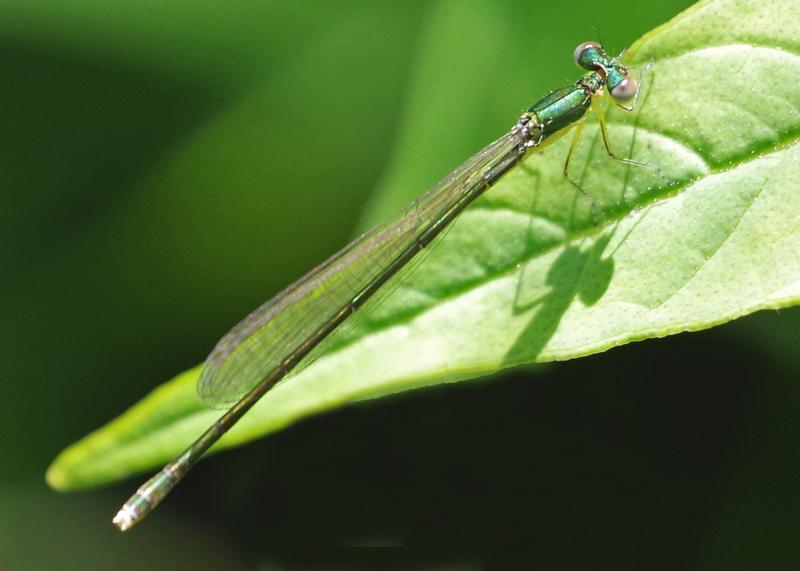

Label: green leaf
[48,0,800,491]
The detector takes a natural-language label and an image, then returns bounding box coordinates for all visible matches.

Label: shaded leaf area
[49,0,800,490]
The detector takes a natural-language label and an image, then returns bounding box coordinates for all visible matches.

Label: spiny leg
[562,120,600,223]
[599,60,669,177]
[594,101,670,189]
[594,103,651,169]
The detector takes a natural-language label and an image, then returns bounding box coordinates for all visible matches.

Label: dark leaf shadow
[502,229,615,366]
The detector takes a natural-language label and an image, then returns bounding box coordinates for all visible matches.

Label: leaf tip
[45,455,70,492]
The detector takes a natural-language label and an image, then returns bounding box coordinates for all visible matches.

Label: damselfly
[114,41,644,531]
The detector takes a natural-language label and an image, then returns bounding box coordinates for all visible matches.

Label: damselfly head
[604,61,638,102]
[573,41,606,71]
[609,75,638,102]
[573,41,638,102]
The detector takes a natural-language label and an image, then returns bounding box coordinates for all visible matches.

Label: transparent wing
[198,127,526,407]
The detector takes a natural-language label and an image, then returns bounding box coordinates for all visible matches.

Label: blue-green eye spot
[573,41,603,71]
[610,76,638,101]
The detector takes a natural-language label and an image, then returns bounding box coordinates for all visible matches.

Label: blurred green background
[3,0,800,569]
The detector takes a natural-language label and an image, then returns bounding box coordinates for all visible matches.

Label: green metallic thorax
[527,71,603,141]
[529,85,589,137]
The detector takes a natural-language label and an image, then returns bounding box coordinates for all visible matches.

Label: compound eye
[573,41,602,69]
[610,76,638,101]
